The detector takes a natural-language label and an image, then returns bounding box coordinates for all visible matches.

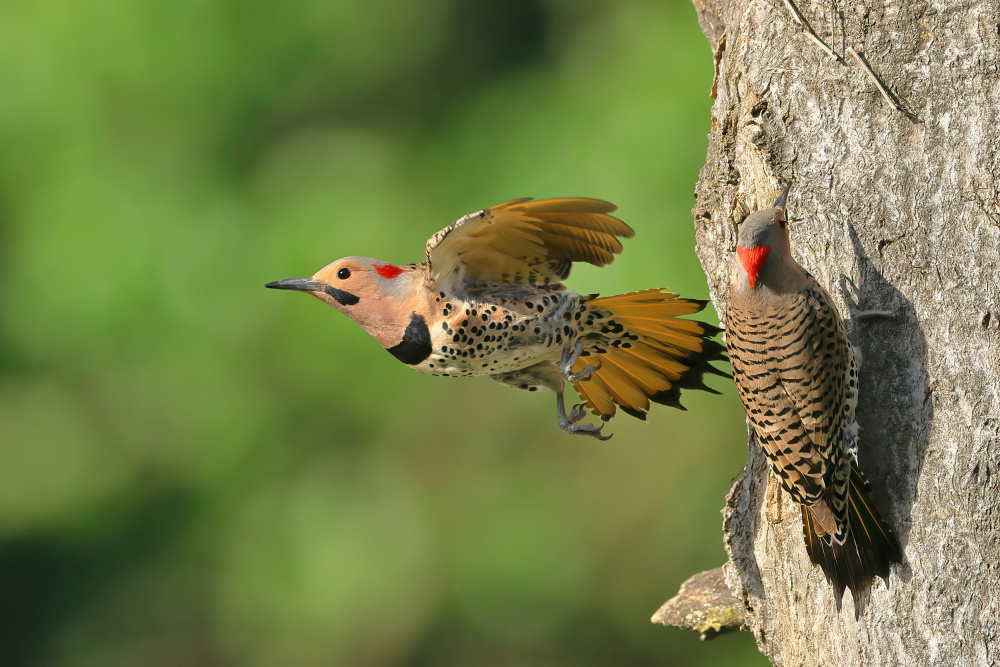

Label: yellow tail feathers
[572,289,727,421]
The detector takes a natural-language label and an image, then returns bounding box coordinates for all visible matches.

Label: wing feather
[426,198,634,292]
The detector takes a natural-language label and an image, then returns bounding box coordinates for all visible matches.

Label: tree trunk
[657,0,1000,664]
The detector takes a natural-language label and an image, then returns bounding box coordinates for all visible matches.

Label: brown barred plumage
[726,184,901,617]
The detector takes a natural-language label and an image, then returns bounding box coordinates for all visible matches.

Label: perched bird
[725,182,902,617]
[267,197,726,440]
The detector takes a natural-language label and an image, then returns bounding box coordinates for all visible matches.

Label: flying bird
[725,182,902,616]
[267,197,726,440]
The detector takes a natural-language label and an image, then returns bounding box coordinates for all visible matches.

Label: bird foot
[559,338,601,383]
[556,392,611,441]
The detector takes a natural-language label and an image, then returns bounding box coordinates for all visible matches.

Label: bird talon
[556,393,611,440]
[565,362,600,383]
[561,338,601,383]
[559,339,602,382]
[567,403,588,423]
[568,423,612,441]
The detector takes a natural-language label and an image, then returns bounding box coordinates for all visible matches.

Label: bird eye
[779,219,787,228]
[337,268,351,280]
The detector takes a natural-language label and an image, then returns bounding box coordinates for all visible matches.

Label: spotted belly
[409,294,585,378]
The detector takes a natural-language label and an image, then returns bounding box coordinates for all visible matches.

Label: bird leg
[489,359,610,440]
[556,392,611,441]
[559,337,601,383]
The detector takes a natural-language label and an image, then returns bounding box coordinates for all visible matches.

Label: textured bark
[681,0,1000,664]
[651,567,744,640]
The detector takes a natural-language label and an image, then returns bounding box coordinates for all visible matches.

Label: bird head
[735,182,792,289]
[266,256,421,344]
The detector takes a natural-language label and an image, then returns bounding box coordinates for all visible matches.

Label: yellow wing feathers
[426,198,634,293]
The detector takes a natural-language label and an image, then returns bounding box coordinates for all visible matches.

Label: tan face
[265,256,386,309]
[266,255,419,347]
[309,257,378,310]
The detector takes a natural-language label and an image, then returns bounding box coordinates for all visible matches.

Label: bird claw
[560,338,600,383]
[564,421,612,441]
[556,393,612,441]
[565,361,601,383]
[566,402,588,423]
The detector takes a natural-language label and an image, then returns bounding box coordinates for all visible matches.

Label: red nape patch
[736,245,771,288]
[373,263,405,279]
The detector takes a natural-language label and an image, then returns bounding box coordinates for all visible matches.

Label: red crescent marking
[374,263,405,279]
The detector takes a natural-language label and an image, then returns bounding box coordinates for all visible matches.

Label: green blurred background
[0,0,766,664]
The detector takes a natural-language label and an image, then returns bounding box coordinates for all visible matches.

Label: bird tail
[801,462,903,618]
[570,289,728,421]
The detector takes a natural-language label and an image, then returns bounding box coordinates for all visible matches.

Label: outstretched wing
[425,197,634,293]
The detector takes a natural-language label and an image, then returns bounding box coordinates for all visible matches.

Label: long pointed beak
[265,278,328,292]
[773,179,792,213]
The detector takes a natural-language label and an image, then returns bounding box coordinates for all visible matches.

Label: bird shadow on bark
[840,221,931,580]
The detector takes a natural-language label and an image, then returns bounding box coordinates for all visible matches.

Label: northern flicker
[267,197,726,440]
[726,183,902,617]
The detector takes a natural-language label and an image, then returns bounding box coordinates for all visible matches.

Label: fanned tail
[801,462,903,618]
[571,289,728,421]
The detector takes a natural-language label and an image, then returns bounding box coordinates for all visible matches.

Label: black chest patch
[387,313,432,365]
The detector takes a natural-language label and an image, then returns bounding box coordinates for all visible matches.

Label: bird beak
[265,278,328,292]
[773,180,792,214]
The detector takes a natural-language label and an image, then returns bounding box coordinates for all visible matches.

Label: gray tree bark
[655,0,1000,664]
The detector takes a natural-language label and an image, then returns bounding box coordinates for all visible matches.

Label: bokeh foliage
[0,0,766,664]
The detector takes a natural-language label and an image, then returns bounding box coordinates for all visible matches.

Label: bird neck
[351,269,431,349]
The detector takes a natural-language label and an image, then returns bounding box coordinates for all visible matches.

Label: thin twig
[782,0,845,64]
[846,47,919,121]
